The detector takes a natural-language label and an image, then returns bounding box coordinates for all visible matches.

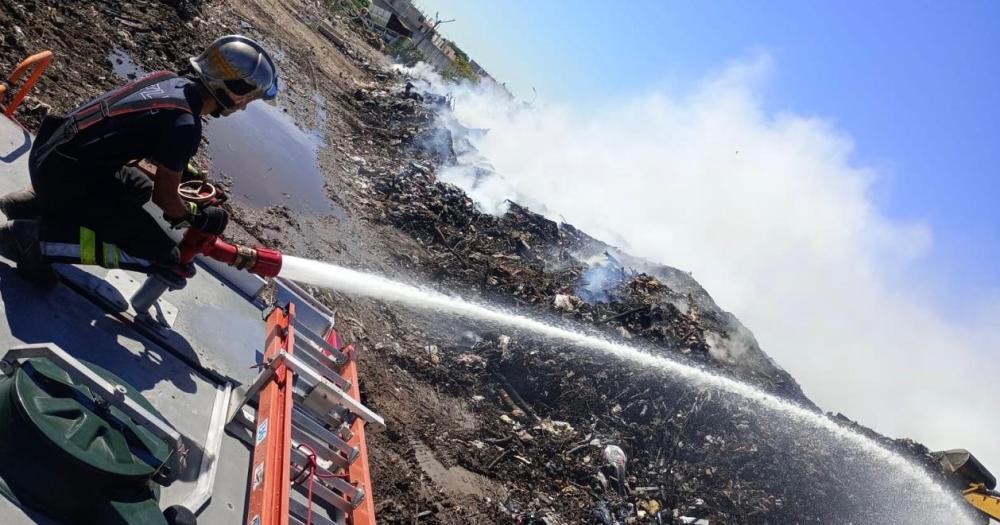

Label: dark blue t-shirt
[60,77,204,175]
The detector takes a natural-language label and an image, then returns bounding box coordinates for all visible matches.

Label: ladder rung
[291,478,358,516]
[289,497,341,525]
[294,345,352,391]
[293,386,350,428]
[324,476,365,508]
[294,320,349,366]
[286,354,385,430]
[293,424,353,471]
[292,448,365,508]
[293,407,360,464]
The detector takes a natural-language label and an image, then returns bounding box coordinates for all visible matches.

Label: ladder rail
[328,330,377,525]
[245,305,296,525]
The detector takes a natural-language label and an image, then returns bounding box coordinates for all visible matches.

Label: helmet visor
[263,75,278,101]
[255,49,278,101]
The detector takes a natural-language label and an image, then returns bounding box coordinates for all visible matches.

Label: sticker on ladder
[250,515,261,525]
[256,418,268,445]
[252,462,265,491]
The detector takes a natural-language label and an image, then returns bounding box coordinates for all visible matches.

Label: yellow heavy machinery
[932,449,1000,523]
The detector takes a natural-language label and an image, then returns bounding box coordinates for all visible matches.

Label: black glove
[190,206,229,235]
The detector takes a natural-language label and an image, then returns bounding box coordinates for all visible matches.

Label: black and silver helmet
[190,35,278,115]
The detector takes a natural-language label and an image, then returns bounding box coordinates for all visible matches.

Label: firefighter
[0,35,278,288]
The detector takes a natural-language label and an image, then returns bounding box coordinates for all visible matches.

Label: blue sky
[417,0,1000,300]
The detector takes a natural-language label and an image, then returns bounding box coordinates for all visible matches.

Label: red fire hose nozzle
[177,228,283,278]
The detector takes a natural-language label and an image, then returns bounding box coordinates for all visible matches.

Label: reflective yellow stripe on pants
[79,227,97,265]
[103,242,120,268]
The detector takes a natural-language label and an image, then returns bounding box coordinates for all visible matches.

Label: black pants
[27,122,179,271]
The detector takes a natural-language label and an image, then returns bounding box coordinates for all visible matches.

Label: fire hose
[176,227,282,278]
[130,180,282,314]
[175,180,282,278]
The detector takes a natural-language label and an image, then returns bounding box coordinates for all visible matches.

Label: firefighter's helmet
[190,35,277,115]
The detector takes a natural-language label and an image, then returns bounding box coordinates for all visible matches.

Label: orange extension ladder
[230,305,385,525]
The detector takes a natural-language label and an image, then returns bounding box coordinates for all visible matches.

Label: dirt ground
[0,1,975,524]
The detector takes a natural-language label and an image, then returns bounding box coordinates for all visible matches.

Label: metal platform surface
[0,111,343,523]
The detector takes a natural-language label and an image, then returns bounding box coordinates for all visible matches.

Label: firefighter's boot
[0,189,40,220]
[0,220,58,289]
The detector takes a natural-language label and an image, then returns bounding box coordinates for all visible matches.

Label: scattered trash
[591,501,615,525]
[603,445,627,470]
[425,344,441,364]
[553,294,578,312]
[538,419,575,437]
[603,445,629,496]
[639,499,661,515]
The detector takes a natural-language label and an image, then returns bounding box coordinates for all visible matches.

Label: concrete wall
[368,3,392,26]
[379,0,426,28]
[412,35,452,71]
[371,0,457,72]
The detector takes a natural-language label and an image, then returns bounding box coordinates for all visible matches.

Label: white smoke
[705,324,755,365]
[403,56,999,470]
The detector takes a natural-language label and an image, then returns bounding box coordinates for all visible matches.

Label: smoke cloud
[404,56,999,469]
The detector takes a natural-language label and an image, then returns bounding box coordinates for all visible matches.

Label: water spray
[278,255,974,523]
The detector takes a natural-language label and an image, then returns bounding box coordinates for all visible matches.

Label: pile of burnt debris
[347,79,450,154]
[365,157,808,402]
[344,79,962,524]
